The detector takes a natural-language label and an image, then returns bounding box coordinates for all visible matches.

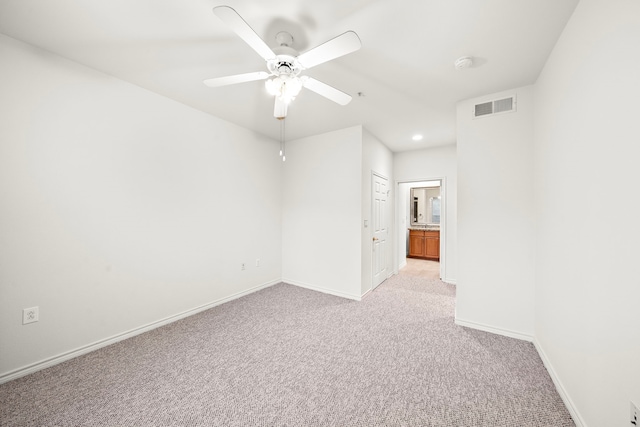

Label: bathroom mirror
[410,187,441,225]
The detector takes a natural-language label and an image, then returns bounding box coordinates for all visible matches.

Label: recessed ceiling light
[412,134,423,141]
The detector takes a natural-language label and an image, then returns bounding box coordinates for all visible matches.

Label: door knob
[373,237,379,241]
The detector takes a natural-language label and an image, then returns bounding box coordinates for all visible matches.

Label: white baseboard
[454,318,534,342]
[0,279,280,384]
[533,338,586,427]
[282,278,361,301]
[455,318,584,426]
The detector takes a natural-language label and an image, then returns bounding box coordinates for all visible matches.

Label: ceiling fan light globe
[269,76,303,104]
[284,77,302,97]
[265,78,281,96]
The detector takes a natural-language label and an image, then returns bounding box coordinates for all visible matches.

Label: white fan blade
[297,31,361,69]
[203,71,270,88]
[213,6,276,61]
[274,97,288,119]
[301,76,352,106]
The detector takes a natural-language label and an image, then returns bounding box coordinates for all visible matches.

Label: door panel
[373,174,388,288]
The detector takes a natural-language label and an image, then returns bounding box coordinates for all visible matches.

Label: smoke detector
[454,56,473,70]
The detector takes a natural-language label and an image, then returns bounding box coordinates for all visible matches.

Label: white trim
[0,279,280,384]
[283,279,361,301]
[454,318,534,342]
[438,177,446,280]
[454,318,584,425]
[533,338,586,427]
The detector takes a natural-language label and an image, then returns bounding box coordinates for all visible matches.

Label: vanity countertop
[409,226,440,231]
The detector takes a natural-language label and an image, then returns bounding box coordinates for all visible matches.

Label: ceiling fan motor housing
[269,44,302,76]
[269,56,301,76]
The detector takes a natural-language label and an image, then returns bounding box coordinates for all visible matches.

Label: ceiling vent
[473,95,516,118]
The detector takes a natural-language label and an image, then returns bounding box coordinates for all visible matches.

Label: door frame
[394,177,446,281]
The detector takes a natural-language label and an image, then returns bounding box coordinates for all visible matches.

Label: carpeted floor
[0,272,574,426]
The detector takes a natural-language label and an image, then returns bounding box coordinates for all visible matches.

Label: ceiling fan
[204,6,362,119]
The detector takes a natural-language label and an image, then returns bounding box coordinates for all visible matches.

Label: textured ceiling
[0,0,579,151]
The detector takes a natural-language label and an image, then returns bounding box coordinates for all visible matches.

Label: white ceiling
[0,0,578,152]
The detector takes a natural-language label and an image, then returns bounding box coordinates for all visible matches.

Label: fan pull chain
[279,118,283,157]
[279,117,286,162]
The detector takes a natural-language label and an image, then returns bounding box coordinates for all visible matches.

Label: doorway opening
[396,179,445,281]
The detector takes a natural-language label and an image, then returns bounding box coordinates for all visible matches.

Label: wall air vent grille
[494,97,513,113]
[473,95,516,118]
[475,102,493,117]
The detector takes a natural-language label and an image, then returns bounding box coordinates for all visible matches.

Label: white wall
[533,0,640,425]
[0,34,282,379]
[456,86,535,339]
[394,145,457,283]
[281,126,363,299]
[361,129,393,295]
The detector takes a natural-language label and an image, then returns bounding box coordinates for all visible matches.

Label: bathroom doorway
[396,179,445,281]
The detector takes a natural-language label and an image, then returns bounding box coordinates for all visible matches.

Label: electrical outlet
[256,259,260,267]
[23,307,39,325]
[241,263,245,271]
[631,401,638,426]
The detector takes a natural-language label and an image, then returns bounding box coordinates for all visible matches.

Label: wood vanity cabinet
[408,229,440,261]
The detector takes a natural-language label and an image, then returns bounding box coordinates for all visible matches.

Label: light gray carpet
[0,275,574,426]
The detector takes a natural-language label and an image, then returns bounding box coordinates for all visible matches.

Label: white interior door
[372,173,388,289]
